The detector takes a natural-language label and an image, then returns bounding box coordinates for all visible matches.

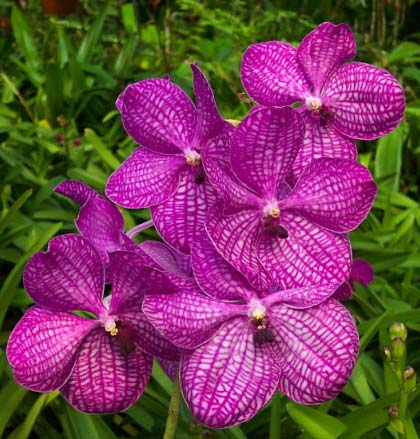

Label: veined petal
[333,282,353,301]
[297,22,356,94]
[151,166,219,254]
[291,111,357,181]
[180,316,279,428]
[351,258,374,286]
[23,234,105,315]
[206,203,270,291]
[323,62,405,140]
[241,41,309,106]
[55,180,98,206]
[192,232,260,301]
[269,300,358,404]
[257,213,351,289]
[157,357,180,381]
[121,78,197,153]
[142,284,245,349]
[230,107,304,199]
[61,327,152,413]
[7,307,98,392]
[106,148,184,209]
[281,158,377,233]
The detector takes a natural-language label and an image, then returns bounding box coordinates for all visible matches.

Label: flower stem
[163,375,181,439]
[126,219,154,239]
[269,392,282,439]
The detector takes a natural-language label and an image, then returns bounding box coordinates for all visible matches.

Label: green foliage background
[1,0,420,437]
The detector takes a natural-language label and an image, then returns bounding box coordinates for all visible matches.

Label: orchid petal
[23,234,105,315]
[106,148,184,209]
[61,327,152,413]
[297,22,356,93]
[230,107,304,199]
[351,258,374,286]
[241,41,309,106]
[55,180,98,206]
[157,357,180,381]
[323,62,405,140]
[333,282,353,301]
[120,78,197,153]
[7,306,98,392]
[180,316,279,428]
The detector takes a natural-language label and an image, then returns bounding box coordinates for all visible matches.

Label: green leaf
[45,62,64,120]
[84,128,120,170]
[387,42,420,64]
[0,380,27,438]
[0,189,32,236]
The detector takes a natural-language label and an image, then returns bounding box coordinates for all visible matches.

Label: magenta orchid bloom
[241,22,405,179]
[204,106,377,290]
[106,64,232,254]
[6,235,179,412]
[142,234,359,428]
[335,258,374,300]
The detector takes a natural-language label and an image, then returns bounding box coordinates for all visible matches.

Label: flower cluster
[7,22,403,428]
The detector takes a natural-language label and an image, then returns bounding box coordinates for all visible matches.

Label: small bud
[383,345,392,361]
[403,366,416,392]
[389,405,399,419]
[73,138,81,147]
[389,322,407,341]
[391,336,405,360]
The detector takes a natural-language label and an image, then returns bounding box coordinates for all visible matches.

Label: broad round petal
[257,213,351,289]
[291,111,357,181]
[180,316,280,428]
[351,258,374,286]
[323,62,405,140]
[23,234,105,315]
[7,306,98,392]
[231,107,304,199]
[151,166,219,254]
[121,78,197,153]
[106,148,184,209]
[61,327,152,413]
[142,283,245,349]
[281,158,377,233]
[55,180,98,206]
[269,300,358,404]
[241,41,309,106]
[297,22,356,93]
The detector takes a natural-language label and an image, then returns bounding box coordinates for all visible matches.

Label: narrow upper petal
[351,258,374,286]
[180,316,280,428]
[7,306,98,392]
[241,41,309,106]
[230,107,304,199]
[23,234,105,315]
[323,62,405,140]
[291,111,357,181]
[106,148,184,209]
[142,283,245,349]
[55,180,98,206]
[192,233,258,301]
[257,212,351,289]
[120,78,197,154]
[297,22,356,94]
[61,327,152,413]
[269,300,358,404]
[281,158,377,233]
[151,166,219,254]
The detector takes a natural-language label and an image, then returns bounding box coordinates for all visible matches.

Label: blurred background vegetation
[1,0,420,438]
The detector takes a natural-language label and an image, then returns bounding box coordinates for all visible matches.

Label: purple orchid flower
[203,106,377,290]
[6,234,180,412]
[106,64,232,254]
[241,22,405,180]
[335,258,374,300]
[142,233,359,428]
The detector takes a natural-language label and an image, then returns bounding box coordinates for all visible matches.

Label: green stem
[269,392,282,439]
[399,390,409,439]
[163,375,181,439]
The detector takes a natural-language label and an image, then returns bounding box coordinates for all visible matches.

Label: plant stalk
[163,374,181,439]
[126,219,154,239]
[269,392,282,439]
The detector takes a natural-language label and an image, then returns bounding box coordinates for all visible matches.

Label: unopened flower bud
[389,405,399,419]
[73,138,81,147]
[383,345,392,361]
[391,337,405,360]
[403,366,416,392]
[389,322,407,341]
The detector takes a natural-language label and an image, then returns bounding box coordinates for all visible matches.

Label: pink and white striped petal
[351,258,374,286]
[106,148,184,209]
[180,316,279,428]
[323,62,405,140]
[142,284,245,349]
[269,300,358,404]
[151,166,219,254]
[257,213,351,289]
[23,234,105,315]
[55,180,98,206]
[281,158,377,232]
[120,78,197,154]
[61,327,152,413]
[7,307,98,392]
[230,107,304,199]
[291,111,357,181]
[192,233,262,301]
[241,41,309,106]
[297,22,356,94]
